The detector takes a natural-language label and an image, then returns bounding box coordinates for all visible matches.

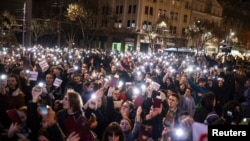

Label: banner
[192,122,208,141]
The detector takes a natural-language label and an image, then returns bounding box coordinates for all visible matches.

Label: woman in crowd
[56,89,96,141]
[102,122,125,141]
[193,92,219,125]
[120,106,142,141]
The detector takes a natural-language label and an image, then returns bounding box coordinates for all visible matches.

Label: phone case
[134,95,145,108]
[6,109,22,124]
[153,97,162,108]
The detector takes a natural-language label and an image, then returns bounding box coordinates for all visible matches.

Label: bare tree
[65,0,103,49]
[61,22,78,48]
[143,16,169,52]
[0,10,19,46]
[31,19,54,45]
[186,20,222,53]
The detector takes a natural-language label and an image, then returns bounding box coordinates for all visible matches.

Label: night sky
[0,0,26,18]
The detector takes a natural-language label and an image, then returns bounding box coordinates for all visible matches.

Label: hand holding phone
[38,105,49,115]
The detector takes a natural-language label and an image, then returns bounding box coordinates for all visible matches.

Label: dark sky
[0,0,26,18]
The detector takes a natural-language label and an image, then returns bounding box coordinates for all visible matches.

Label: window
[127,20,131,27]
[158,9,162,17]
[182,28,186,35]
[175,13,178,21]
[170,11,174,20]
[183,15,187,23]
[129,5,136,14]
[116,5,123,14]
[128,5,132,14]
[133,5,136,13]
[120,6,123,14]
[185,2,189,9]
[116,6,119,14]
[142,21,152,30]
[145,6,149,14]
[150,7,153,15]
[131,20,135,28]
[115,20,122,28]
[170,26,176,34]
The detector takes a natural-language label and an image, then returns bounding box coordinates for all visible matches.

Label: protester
[1,46,250,140]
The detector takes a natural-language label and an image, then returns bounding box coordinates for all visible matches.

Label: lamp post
[52,0,63,48]
[22,2,26,47]
[227,29,235,48]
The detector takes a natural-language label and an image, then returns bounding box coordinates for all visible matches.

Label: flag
[192,122,208,141]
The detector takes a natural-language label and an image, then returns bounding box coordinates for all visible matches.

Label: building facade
[93,0,222,53]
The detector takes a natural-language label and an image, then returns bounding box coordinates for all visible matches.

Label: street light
[227,29,235,47]
[52,0,63,48]
[22,2,26,47]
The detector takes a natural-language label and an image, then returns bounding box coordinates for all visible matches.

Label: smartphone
[227,111,232,117]
[6,109,22,124]
[34,86,42,92]
[38,105,49,115]
[240,118,250,125]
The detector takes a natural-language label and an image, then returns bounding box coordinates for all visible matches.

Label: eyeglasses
[107,132,119,137]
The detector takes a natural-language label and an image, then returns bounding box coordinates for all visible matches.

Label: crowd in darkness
[0,46,250,141]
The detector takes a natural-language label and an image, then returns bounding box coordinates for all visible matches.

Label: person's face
[218,80,223,87]
[73,76,82,84]
[120,102,131,116]
[112,90,120,101]
[184,89,192,96]
[111,66,117,73]
[179,83,185,90]
[81,67,87,74]
[120,119,131,132]
[167,95,178,109]
[84,73,90,80]
[53,68,61,76]
[88,84,95,92]
[149,106,162,117]
[198,81,206,87]
[19,70,25,78]
[62,94,71,110]
[108,131,120,141]
[45,74,54,85]
[7,77,17,89]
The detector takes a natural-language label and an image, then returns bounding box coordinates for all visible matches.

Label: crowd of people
[0,46,250,141]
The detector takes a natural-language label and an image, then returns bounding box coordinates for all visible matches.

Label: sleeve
[47,123,66,141]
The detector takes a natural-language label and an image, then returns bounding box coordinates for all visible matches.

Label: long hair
[102,122,125,141]
[201,92,215,112]
[66,90,83,112]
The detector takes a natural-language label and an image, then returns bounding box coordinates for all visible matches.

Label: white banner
[192,122,208,141]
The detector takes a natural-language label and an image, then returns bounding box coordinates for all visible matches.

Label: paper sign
[53,78,63,87]
[39,60,49,72]
[109,75,119,87]
[28,71,38,81]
